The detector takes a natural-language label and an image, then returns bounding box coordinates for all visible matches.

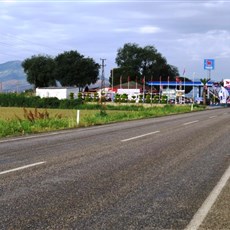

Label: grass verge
[0,104,205,138]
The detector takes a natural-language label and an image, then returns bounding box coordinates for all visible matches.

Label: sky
[1,0,230,82]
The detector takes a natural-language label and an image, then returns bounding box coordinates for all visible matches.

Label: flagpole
[167,76,169,104]
[183,68,185,104]
[151,75,153,105]
[143,76,145,103]
[159,76,162,104]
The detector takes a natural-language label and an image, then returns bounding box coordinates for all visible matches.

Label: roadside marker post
[77,110,80,126]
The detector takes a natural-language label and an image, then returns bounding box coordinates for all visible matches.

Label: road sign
[204,59,215,70]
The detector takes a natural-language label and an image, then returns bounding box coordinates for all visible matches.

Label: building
[36,87,79,100]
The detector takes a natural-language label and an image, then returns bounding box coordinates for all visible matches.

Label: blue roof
[147,81,214,87]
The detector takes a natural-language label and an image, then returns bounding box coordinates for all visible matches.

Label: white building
[36,87,79,100]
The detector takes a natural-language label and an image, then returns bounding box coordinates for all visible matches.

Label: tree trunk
[203,86,207,105]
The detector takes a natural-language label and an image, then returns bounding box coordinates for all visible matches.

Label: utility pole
[100,58,106,103]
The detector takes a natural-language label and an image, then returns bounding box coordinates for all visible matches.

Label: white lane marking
[209,116,217,119]
[185,164,230,230]
[183,120,199,126]
[0,161,46,175]
[121,131,160,142]
[0,132,60,144]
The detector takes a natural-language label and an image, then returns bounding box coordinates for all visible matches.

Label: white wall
[36,87,79,99]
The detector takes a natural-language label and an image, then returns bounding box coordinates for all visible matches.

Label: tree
[114,43,179,84]
[54,50,100,90]
[200,78,211,105]
[22,55,56,89]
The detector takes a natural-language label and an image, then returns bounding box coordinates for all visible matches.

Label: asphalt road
[0,108,229,230]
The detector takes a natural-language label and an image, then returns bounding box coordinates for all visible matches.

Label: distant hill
[0,60,110,92]
[0,61,32,92]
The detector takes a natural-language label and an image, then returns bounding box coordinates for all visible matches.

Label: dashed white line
[185,164,230,230]
[209,116,217,119]
[183,120,199,126]
[121,131,160,142]
[0,161,46,175]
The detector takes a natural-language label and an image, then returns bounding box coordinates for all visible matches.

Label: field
[0,105,204,138]
[0,107,89,120]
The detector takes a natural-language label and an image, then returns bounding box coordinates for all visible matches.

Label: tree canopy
[54,51,100,89]
[22,51,100,90]
[22,55,56,89]
[112,43,179,86]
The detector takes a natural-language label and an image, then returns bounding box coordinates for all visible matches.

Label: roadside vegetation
[0,103,205,138]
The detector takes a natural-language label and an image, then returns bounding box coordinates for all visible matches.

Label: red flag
[142,76,145,83]
[176,76,180,83]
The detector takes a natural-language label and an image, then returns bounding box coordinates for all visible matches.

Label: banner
[224,79,230,88]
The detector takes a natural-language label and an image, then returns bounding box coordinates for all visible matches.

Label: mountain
[0,61,32,92]
[0,60,110,92]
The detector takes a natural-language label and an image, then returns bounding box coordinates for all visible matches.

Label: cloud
[0,1,230,80]
[114,25,161,34]
[139,26,161,34]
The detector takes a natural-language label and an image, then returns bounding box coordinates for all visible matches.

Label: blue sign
[204,59,215,70]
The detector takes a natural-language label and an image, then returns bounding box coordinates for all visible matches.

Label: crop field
[0,107,84,120]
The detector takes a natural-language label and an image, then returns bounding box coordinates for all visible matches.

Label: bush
[0,93,84,109]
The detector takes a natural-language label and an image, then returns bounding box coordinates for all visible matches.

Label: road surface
[0,108,229,229]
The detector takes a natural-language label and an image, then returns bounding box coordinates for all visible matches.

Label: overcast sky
[1,0,230,81]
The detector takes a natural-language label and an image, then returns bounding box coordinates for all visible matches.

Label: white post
[76,110,80,126]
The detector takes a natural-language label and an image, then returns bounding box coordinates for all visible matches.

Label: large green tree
[113,43,179,85]
[22,55,56,89]
[54,50,100,89]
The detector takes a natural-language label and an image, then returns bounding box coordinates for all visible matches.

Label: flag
[176,76,180,83]
[159,76,162,94]
[142,76,145,83]
[183,68,185,75]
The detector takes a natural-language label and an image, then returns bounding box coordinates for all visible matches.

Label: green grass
[0,105,205,138]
